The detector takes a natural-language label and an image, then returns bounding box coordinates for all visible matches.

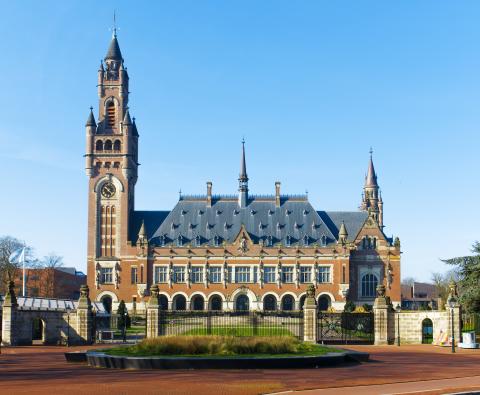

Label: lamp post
[123,311,127,343]
[395,304,401,346]
[66,305,71,347]
[448,297,457,353]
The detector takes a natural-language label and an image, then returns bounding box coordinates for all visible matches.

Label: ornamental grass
[125,336,304,356]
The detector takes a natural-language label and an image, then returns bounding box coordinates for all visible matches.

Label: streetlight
[66,305,71,347]
[395,304,401,346]
[123,311,128,343]
[448,296,457,353]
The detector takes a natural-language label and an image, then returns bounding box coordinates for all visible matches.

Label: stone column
[146,284,161,338]
[373,284,391,345]
[76,285,93,344]
[303,284,317,343]
[1,281,18,346]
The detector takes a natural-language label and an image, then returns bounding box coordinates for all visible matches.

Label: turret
[238,139,248,208]
[122,109,133,179]
[360,148,382,226]
[338,221,348,244]
[85,107,96,177]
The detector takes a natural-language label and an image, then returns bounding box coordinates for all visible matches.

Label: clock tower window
[106,102,116,129]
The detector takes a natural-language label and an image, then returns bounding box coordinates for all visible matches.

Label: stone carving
[386,263,393,289]
[80,284,90,298]
[376,284,386,297]
[238,234,248,254]
[306,284,316,298]
[114,263,120,289]
[95,262,101,289]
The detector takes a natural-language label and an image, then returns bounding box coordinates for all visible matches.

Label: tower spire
[238,139,249,208]
[365,147,378,188]
[360,148,382,227]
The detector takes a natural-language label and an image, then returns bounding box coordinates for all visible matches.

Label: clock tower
[85,31,139,283]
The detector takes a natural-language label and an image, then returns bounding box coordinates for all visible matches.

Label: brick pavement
[0,344,480,395]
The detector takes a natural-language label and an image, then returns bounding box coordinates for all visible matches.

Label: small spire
[105,14,123,62]
[132,116,139,137]
[85,107,96,127]
[138,220,146,238]
[123,108,132,125]
[239,139,248,184]
[178,188,182,199]
[339,221,348,239]
[99,60,104,71]
[365,148,378,187]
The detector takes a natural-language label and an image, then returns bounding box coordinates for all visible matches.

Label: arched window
[281,295,294,311]
[191,295,205,311]
[177,235,183,247]
[106,101,115,129]
[104,140,112,151]
[209,295,223,311]
[318,295,331,311]
[95,140,104,151]
[372,237,377,249]
[172,295,186,310]
[303,235,309,246]
[263,295,277,311]
[321,235,327,246]
[235,294,249,311]
[285,235,291,247]
[113,140,121,151]
[159,295,169,310]
[101,295,112,313]
[195,235,201,247]
[361,274,378,298]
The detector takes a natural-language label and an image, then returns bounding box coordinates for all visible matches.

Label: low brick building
[14,267,86,299]
[401,282,439,310]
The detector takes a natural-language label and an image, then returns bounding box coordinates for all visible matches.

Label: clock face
[101,182,116,198]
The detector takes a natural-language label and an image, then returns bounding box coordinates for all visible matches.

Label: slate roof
[129,197,369,247]
[105,35,123,61]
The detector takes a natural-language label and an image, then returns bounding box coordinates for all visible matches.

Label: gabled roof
[318,211,368,242]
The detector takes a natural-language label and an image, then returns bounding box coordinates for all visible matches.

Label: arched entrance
[159,295,169,310]
[318,295,331,311]
[263,295,277,311]
[422,318,433,344]
[191,295,205,311]
[209,295,223,311]
[32,317,45,344]
[281,295,295,311]
[172,295,187,310]
[235,294,249,311]
[101,295,113,314]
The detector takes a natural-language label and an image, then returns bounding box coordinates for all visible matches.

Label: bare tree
[41,253,64,298]
[401,277,416,287]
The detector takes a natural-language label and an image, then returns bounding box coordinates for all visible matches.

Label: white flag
[9,247,25,264]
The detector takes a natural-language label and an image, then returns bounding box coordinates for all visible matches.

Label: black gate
[317,312,374,344]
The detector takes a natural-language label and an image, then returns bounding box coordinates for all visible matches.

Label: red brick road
[1,344,480,395]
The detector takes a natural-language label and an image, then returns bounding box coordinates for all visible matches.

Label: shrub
[362,304,373,312]
[344,301,356,312]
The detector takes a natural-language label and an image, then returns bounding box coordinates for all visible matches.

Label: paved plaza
[1,344,480,394]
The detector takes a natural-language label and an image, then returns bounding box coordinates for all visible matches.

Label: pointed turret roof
[132,117,139,137]
[85,107,96,127]
[239,139,248,182]
[123,109,132,125]
[365,149,378,188]
[105,34,123,61]
[339,221,348,239]
[138,220,146,239]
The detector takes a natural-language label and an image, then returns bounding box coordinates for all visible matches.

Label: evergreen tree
[117,300,131,329]
[443,241,480,313]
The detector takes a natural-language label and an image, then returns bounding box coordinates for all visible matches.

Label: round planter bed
[86,349,369,369]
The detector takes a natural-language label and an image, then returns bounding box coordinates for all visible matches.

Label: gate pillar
[373,284,391,345]
[1,281,18,346]
[76,285,93,344]
[303,285,317,342]
[146,284,160,338]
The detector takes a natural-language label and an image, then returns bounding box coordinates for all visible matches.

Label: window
[209,266,222,283]
[321,235,327,246]
[154,266,168,283]
[176,235,183,247]
[106,102,115,129]
[318,266,331,283]
[130,267,138,284]
[303,235,309,246]
[113,140,121,151]
[213,235,220,247]
[282,266,294,283]
[264,266,276,283]
[300,266,312,283]
[159,235,166,247]
[195,235,201,247]
[95,140,103,151]
[361,273,378,297]
[104,140,112,151]
[265,235,273,247]
[173,266,185,283]
[100,267,113,284]
[191,266,203,283]
[235,266,250,283]
[285,235,291,247]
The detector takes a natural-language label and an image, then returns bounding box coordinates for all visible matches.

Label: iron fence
[317,312,374,344]
[158,310,304,339]
[462,312,480,339]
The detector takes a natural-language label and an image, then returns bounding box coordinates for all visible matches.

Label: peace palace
[85,33,401,314]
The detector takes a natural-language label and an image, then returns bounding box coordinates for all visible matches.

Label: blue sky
[0,1,479,281]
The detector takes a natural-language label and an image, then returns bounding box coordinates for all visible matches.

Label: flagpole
[22,243,26,297]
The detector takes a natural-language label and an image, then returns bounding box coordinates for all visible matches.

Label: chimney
[275,182,281,207]
[206,181,212,207]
